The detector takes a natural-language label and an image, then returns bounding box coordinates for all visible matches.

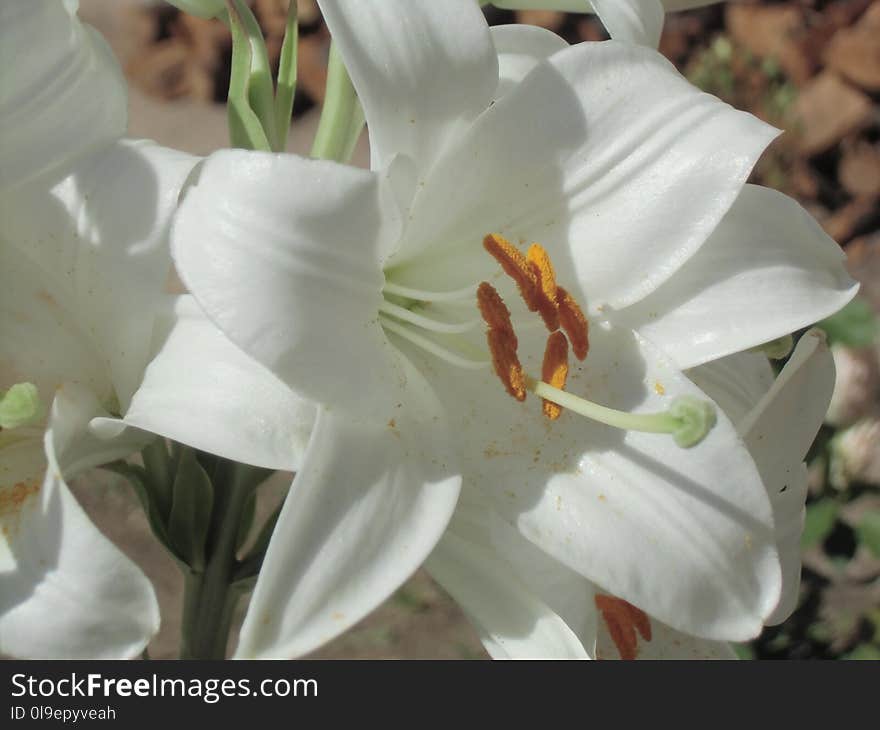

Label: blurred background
[74,0,880,659]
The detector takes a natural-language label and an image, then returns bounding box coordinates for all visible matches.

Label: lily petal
[426,496,591,659]
[1,140,200,408]
[103,296,315,472]
[740,330,835,624]
[0,0,126,192]
[428,324,779,641]
[595,613,735,659]
[687,351,775,427]
[319,0,498,176]
[235,362,460,658]
[173,151,406,419]
[591,0,665,47]
[0,384,158,658]
[388,40,777,311]
[491,24,568,98]
[615,185,858,369]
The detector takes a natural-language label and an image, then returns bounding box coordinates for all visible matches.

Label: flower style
[428,330,835,658]
[174,0,855,658]
[0,1,304,658]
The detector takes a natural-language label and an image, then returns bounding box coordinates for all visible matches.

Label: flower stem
[179,460,255,659]
[310,42,365,162]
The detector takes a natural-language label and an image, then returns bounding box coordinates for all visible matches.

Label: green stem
[179,461,254,660]
[310,42,365,162]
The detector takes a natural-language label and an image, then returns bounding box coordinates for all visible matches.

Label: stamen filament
[378,300,480,334]
[380,315,489,370]
[382,281,481,303]
[525,376,716,447]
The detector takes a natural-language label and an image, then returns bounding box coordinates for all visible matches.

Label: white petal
[173,150,404,418]
[687,351,775,427]
[591,0,665,47]
[0,1,126,192]
[426,496,591,659]
[318,0,498,175]
[423,324,779,641]
[389,41,777,309]
[111,296,315,471]
[235,364,460,659]
[491,24,569,98]
[741,330,834,624]
[1,140,200,408]
[0,242,109,404]
[615,185,858,369]
[0,384,159,658]
[595,615,735,659]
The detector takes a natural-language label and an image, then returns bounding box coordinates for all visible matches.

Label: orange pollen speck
[541,331,569,420]
[556,286,589,361]
[526,243,560,332]
[482,234,542,314]
[595,594,652,660]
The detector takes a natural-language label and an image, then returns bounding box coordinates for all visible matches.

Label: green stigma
[0,382,45,430]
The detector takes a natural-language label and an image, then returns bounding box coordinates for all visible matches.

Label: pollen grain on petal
[595,594,651,660]
[541,331,569,420]
[527,243,560,332]
[487,329,526,402]
[557,286,590,361]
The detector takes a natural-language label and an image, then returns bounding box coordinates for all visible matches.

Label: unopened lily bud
[829,415,880,489]
[825,344,880,428]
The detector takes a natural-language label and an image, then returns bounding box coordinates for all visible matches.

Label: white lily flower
[0,0,305,658]
[173,0,855,658]
[429,331,835,658]
[0,1,126,193]
[489,0,719,48]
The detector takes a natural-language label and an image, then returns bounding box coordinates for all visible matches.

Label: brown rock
[821,195,877,244]
[825,1,880,91]
[839,140,880,197]
[726,3,813,84]
[792,72,873,155]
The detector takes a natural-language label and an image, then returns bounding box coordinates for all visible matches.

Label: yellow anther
[595,594,652,661]
[541,331,569,420]
[556,286,590,361]
[477,281,526,401]
[526,243,560,332]
[483,234,540,313]
[487,329,527,402]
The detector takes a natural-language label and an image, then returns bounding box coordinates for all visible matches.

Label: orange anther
[483,234,541,312]
[476,281,515,341]
[540,331,569,420]
[487,329,526,402]
[595,594,652,660]
[556,286,589,361]
[527,243,560,332]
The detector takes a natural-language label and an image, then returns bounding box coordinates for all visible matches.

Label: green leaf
[310,42,365,163]
[801,498,839,548]
[234,488,257,554]
[818,298,877,347]
[141,438,173,522]
[103,461,178,562]
[843,644,880,660]
[226,0,271,151]
[856,511,880,558]
[168,448,215,572]
[273,0,298,151]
